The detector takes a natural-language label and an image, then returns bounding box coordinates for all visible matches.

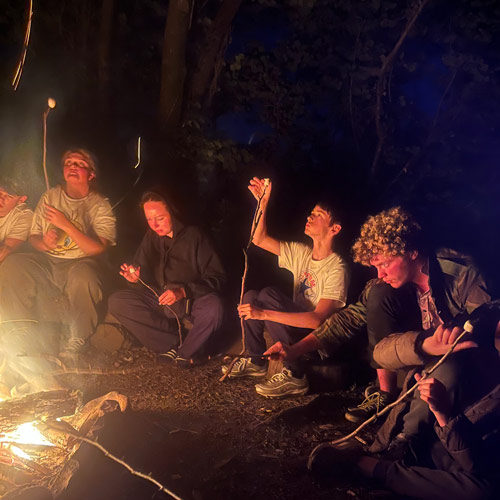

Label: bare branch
[371,0,432,177]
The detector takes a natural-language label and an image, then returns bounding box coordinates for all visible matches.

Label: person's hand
[263,341,295,362]
[415,373,451,426]
[43,228,59,250]
[238,303,266,321]
[248,177,272,207]
[120,263,140,283]
[44,203,71,231]
[422,324,477,356]
[159,288,185,306]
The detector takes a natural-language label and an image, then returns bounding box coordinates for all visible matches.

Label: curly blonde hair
[352,207,423,266]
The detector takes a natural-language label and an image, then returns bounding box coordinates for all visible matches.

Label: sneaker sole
[255,386,308,398]
[221,368,267,378]
[344,411,365,424]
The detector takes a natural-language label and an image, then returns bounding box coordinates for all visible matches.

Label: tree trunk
[159,0,193,131]
[97,0,114,111]
[186,0,243,111]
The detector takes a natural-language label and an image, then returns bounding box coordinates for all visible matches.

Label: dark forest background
[1,0,500,297]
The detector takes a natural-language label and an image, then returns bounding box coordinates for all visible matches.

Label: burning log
[0,391,80,434]
[0,391,128,498]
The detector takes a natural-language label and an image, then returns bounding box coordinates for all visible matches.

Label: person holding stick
[0,177,32,264]
[222,177,349,398]
[309,302,500,500]
[107,189,226,365]
[265,207,490,416]
[0,149,116,357]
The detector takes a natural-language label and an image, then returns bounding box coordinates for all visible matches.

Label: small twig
[0,319,39,325]
[12,0,33,90]
[309,322,473,456]
[49,365,161,377]
[42,421,184,500]
[220,180,269,381]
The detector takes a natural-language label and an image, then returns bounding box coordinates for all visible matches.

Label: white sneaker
[221,357,267,378]
[255,368,308,398]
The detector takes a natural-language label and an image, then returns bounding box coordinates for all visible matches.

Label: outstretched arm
[238,298,343,329]
[248,177,280,255]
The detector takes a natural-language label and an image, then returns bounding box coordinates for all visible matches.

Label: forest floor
[54,347,397,500]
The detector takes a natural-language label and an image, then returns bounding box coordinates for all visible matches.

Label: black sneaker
[344,390,395,423]
[160,348,178,363]
[308,440,363,480]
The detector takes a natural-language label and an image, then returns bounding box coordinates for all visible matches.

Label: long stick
[308,321,474,462]
[42,421,184,500]
[12,0,33,91]
[220,180,269,381]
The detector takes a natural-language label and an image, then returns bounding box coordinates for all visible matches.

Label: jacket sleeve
[312,280,377,353]
[372,331,425,370]
[184,232,226,299]
[460,266,491,315]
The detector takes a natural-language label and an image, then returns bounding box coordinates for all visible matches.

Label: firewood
[0,390,81,434]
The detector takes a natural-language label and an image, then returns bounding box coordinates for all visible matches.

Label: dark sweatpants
[108,288,224,359]
[373,449,494,500]
[243,286,312,376]
[366,282,422,368]
[374,348,500,499]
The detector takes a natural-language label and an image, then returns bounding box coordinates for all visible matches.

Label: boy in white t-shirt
[0,178,33,264]
[222,177,349,397]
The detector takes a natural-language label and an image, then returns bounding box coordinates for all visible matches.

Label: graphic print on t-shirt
[48,219,84,255]
[297,269,318,308]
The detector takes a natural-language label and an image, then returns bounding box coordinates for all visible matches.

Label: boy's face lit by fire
[0,188,27,217]
[369,252,420,288]
[63,153,95,185]
[143,201,173,238]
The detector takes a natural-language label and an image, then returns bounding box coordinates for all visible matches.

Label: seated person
[265,207,490,416]
[0,149,116,357]
[222,177,349,398]
[108,189,226,365]
[0,177,33,264]
[309,301,500,500]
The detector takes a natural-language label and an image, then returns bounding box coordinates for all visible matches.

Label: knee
[196,294,224,322]
[256,286,281,305]
[108,290,129,312]
[0,254,28,281]
[68,262,100,289]
[242,289,259,304]
[367,283,398,311]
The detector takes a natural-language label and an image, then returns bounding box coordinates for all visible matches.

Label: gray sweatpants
[0,252,103,343]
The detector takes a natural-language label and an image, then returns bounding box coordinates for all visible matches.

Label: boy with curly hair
[265,207,490,421]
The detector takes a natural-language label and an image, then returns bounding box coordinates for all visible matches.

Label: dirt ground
[52,348,396,500]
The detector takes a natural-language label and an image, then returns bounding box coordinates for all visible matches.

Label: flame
[2,422,55,460]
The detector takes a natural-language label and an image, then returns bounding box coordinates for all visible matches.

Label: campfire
[0,389,127,498]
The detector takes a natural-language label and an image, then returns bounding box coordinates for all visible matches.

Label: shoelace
[66,337,85,351]
[356,391,383,411]
[268,369,291,383]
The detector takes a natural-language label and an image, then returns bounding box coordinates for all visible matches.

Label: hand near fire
[415,373,451,426]
[422,324,477,356]
[120,263,141,283]
[44,203,72,232]
[263,341,295,362]
[159,288,185,306]
[43,228,59,250]
[238,303,266,321]
[248,177,271,207]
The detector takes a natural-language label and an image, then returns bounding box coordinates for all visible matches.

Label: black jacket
[133,218,226,303]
